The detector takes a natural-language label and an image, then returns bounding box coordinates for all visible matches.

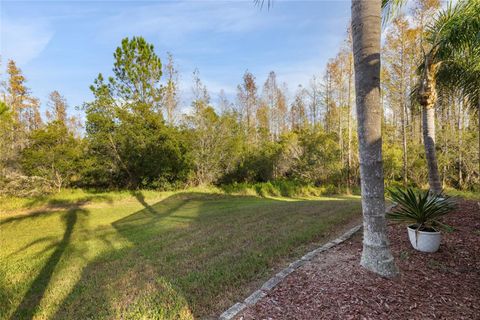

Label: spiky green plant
[387,188,456,231]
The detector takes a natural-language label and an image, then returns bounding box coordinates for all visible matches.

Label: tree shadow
[0,209,61,226]
[111,191,193,237]
[1,195,110,226]
[9,206,88,320]
[49,192,361,319]
[129,190,158,215]
[50,192,208,319]
[6,236,58,258]
[21,193,112,210]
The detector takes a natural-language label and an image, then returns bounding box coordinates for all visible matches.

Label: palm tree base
[360,244,398,278]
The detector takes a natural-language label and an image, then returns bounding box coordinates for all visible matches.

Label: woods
[0,1,479,196]
[1,0,479,318]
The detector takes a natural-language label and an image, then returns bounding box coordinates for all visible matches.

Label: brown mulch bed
[239,200,480,320]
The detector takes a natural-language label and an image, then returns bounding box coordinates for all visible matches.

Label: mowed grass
[0,190,361,319]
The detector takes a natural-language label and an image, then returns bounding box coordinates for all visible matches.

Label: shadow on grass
[0,195,110,226]
[50,192,210,319]
[130,190,159,215]
[0,209,61,226]
[39,192,360,319]
[9,206,88,320]
[24,194,113,210]
[7,236,59,258]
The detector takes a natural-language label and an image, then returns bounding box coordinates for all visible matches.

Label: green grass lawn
[0,190,361,319]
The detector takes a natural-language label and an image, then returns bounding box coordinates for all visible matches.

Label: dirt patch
[239,200,480,319]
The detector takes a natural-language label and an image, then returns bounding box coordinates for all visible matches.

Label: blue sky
[1,0,351,117]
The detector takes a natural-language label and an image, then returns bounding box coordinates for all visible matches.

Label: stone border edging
[219,224,363,320]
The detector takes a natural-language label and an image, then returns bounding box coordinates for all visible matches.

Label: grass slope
[0,190,361,319]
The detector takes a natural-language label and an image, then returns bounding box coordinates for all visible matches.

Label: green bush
[220,180,347,198]
[254,181,280,197]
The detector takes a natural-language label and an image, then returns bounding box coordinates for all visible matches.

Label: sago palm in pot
[387,188,456,252]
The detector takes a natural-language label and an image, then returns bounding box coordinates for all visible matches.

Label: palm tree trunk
[419,56,442,194]
[422,105,441,193]
[351,0,397,278]
[401,101,408,187]
[458,98,463,188]
[478,98,480,177]
[441,100,448,186]
[347,58,353,193]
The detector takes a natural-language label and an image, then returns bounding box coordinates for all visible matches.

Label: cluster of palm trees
[259,0,479,277]
[354,0,479,277]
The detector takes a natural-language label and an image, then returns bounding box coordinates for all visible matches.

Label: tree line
[0,0,478,196]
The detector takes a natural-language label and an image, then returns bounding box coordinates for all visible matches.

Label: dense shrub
[20,121,84,191]
[0,172,54,197]
[220,180,348,198]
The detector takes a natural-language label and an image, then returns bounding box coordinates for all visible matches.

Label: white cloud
[98,1,285,46]
[0,17,53,66]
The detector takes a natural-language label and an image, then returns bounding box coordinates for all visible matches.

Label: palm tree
[416,0,480,194]
[350,0,478,276]
[418,52,442,194]
[351,0,398,278]
[433,0,480,182]
[257,0,400,277]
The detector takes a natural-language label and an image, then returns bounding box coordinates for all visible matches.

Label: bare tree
[163,52,180,124]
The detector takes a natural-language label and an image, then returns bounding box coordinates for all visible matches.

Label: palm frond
[416,0,480,104]
[427,0,480,61]
[387,188,456,231]
[382,0,407,27]
[436,59,480,104]
[254,0,272,10]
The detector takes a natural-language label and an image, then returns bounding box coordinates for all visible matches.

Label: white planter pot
[407,225,441,252]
